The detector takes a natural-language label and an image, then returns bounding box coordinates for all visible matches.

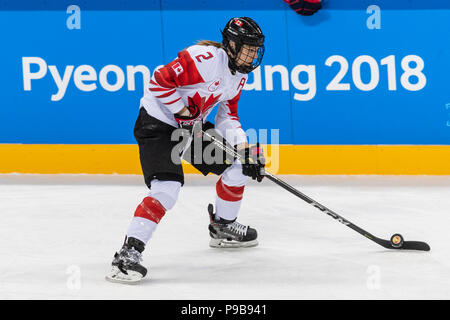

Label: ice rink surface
[0,174,449,300]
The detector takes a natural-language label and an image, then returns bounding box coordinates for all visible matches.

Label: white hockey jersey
[140,44,248,146]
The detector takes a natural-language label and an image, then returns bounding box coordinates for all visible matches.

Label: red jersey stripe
[164,97,182,105]
[149,87,173,93]
[225,90,242,121]
[155,89,176,98]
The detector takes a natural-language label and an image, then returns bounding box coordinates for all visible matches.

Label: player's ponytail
[195,40,223,48]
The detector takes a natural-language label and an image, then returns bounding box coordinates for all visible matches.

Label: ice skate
[105,237,147,284]
[207,204,258,248]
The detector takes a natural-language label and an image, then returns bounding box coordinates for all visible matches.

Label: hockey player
[106,17,266,283]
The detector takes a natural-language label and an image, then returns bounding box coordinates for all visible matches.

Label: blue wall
[1,0,449,144]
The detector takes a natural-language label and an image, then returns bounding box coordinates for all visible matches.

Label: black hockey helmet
[221,17,265,74]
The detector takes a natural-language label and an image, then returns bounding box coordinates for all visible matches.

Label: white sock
[126,217,158,244]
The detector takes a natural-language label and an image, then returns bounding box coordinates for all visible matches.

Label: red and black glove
[174,104,201,132]
[284,0,322,16]
[241,143,266,183]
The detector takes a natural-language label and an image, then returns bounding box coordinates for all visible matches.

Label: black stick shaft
[263,172,379,242]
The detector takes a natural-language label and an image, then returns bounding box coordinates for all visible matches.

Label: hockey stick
[201,130,431,251]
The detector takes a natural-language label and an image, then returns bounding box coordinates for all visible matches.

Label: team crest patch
[208,79,221,92]
[172,62,184,76]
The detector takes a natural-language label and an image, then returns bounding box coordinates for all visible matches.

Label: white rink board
[0,174,449,300]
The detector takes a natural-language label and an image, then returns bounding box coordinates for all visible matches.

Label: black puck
[390,233,404,248]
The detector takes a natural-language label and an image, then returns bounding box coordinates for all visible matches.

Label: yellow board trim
[1,144,449,175]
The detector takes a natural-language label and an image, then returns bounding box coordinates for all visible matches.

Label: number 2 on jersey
[195,52,213,62]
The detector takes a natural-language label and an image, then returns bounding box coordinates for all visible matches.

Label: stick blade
[375,238,431,251]
[401,241,431,251]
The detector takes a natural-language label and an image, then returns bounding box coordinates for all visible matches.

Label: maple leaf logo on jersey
[188,92,222,115]
[208,79,221,92]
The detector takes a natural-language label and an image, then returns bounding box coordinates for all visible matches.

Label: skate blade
[105,266,144,285]
[209,238,258,248]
